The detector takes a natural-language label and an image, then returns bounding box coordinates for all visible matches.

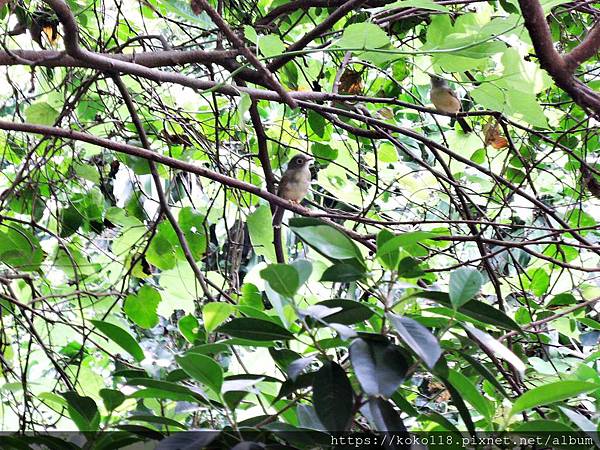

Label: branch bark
[0,120,375,251]
[518,0,600,116]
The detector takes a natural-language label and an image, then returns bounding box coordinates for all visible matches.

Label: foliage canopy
[0,0,600,446]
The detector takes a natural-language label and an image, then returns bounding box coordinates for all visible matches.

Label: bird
[273,154,314,226]
[429,74,472,133]
[272,154,314,263]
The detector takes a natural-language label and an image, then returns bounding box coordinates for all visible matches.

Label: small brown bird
[272,154,313,263]
[429,74,472,133]
[273,154,314,227]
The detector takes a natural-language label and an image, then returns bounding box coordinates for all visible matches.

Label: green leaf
[25,102,59,125]
[0,225,44,271]
[449,267,483,308]
[91,320,145,362]
[99,389,125,411]
[126,414,186,429]
[291,259,312,286]
[258,34,285,58]
[290,219,364,262]
[260,263,300,298]
[60,205,84,238]
[176,353,223,396]
[311,143,338,164]
[179,314,201,343]
[529,268,550,297]
[216,318,294,341]
[124,285,161,329]
[387,314,441,369]
[312,361,354,431]
[376,229,400,270]
[247,204,277,262]
[178,207,207,259]
[447,369,493,420]
[61,391,100,432]
[397,257,425,278]
[308,110,327,138]
[349,338,408,398]
[320,261,366,282]
[314,299,374,325]
[337,23,390,50]
[510,381,599,416]
[413,291,521,331]
[203,303,234,333]
[376,231,439,258]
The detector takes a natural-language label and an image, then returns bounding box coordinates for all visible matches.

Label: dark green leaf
[413,291,521,331]
[449,267,483,308]
[260,264,300,298]
[99,389,125,411]
[320,261,366,282]
[387,314,441,369]
[216,318,293,341]
[350,338,408,398]
[175,353,223,395]
[61,391,100,432]
[91,320,145,362]
[315,299,374,325]
[312,361,354,432]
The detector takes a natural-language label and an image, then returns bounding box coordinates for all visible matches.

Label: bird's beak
[307,156,315,166]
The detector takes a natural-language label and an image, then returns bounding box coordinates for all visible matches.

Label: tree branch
[112,75,216,303]
[0,120,375,252]
[192,0,298,108]
[518,0,600,116]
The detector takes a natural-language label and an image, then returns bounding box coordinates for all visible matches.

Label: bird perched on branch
[273,154,314,227]
[429,74,472,133]
[272,154,314,263]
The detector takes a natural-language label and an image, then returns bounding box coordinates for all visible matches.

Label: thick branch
[0,120,375,251]
[0,48,240,68]
[518,0,600,116]
[564,21,600,70]
[192,0,297,108]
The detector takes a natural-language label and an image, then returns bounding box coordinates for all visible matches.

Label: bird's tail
[272,206,285,263]
[456,117,472,133]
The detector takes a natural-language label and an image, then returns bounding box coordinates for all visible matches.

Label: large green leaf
[312,361,354,432]
[387,314,441,369]
[260,264,300,298]
[176,353,223,396]
[449,268,483,308]
[216,318,293,341]
[91,320,145,362]
[0,225,44,271]
[337,23,390,50]
[510,381,599,416]
[289,218,364,262]
[349,337,408,398]
[124,285,161,329]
